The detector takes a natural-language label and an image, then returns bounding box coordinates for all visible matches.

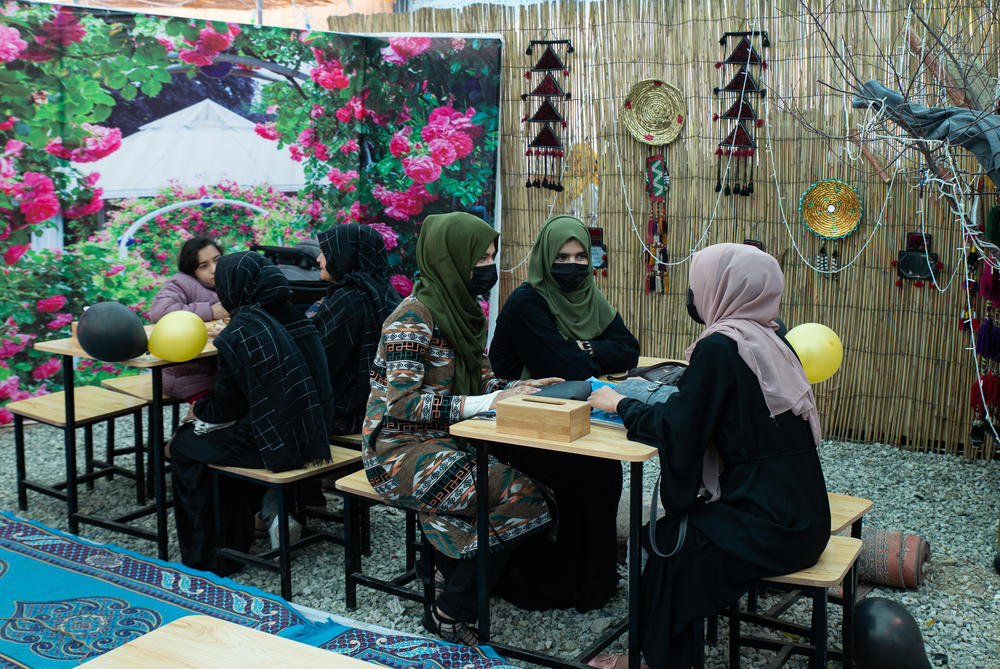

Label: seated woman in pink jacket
[149,237,227,400]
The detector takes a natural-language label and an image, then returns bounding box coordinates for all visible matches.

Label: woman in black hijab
[312,224,399,434]
[168,251,333,574]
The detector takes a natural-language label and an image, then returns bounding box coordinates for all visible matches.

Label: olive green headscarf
[527,215,617,340]
[413,212,499,396]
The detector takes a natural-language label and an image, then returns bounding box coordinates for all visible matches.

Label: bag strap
[646,474,687,558]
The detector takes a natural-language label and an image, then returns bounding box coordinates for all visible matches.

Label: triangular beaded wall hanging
[522,39,572,191]
[713,31,769,197]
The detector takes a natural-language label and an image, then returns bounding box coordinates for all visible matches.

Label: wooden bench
[829,492,874,537]
[334,469,433,611]
[737,492,874,668]
[101,374,184,498]
[8,387,148,509]
[209,445,363,600]
[728,535,864,668]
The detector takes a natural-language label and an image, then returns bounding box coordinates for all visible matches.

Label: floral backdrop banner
[0,2,502,419]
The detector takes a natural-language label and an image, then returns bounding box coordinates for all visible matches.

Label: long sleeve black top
[489,283,640,380]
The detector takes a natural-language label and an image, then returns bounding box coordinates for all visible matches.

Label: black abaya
[618,333,830,669]
[490,283,639,612]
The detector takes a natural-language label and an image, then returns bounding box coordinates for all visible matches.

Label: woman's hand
[589,386,626,414]
[211,302,229,320]
[519,376,564,388]
[489,385,540,409]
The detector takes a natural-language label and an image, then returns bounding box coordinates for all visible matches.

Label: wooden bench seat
[211,445,362,484]
[729,535,864,668]
[209,445,363,600]
[101,374,180,404]
[829,492,874,536]
[330,432,363,448]
[9,387,148,509]
[334,468,432,611]
[8,386,147,427]
[101,375,185,498]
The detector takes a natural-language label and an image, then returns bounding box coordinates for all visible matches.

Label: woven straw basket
[622,79,686,146]
[799,179,863,239]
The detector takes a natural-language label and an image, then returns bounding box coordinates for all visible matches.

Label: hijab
[314,224,399,418]
[527,215,617,340]
[686,243,822,445]
[316,224,398,324]
[213,252,331,470]
[413,212,498,396]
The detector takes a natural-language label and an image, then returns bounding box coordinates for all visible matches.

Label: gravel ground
[1,414,998,668]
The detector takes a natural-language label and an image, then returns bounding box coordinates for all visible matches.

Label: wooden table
[81,615,374,668]
[34,334,216,560]
[450,419,657,669]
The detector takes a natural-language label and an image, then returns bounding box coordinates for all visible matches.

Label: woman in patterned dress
[361,212,560,645]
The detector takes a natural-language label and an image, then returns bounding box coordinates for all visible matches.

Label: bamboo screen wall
[328,0,1000,457]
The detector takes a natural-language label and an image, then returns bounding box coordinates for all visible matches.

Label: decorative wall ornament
[644,155,670,293]
[713,31,768,196]
[621,79,686,146]
[799,179,864,239]
[890,232,943,288]
[522,39,572,191]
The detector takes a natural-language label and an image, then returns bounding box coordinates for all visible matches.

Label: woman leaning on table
[589,243,830,669]
[361,212,560,646]
[489,214,639,613]
[149,236,227,401]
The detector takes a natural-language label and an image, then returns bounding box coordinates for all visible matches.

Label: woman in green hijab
[361,212,560,645]
[490,214,640,613]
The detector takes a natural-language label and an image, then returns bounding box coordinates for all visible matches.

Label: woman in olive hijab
[361,212,560,645]
[490,214,639,613]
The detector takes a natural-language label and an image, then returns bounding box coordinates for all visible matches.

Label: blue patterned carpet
[0,512,516,668]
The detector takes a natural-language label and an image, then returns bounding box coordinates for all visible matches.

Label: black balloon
[76,302,148,362]
[853,597,932,669]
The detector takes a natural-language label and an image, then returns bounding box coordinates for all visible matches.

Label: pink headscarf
[686,243,821,446]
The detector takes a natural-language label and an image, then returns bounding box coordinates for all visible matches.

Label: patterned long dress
[361,297,554,559]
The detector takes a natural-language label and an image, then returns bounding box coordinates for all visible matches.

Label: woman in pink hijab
[590,243,830,669]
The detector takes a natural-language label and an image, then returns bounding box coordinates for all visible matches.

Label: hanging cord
[609,10,765,267]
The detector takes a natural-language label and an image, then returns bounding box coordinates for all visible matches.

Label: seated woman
[149,236,227,401]
[589,243,830,669]
[311,224,399,435]
[488,214,639,613]
[362,212,559,645]
[168,252,333,574]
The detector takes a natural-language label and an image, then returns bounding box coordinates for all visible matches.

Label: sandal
[422,606,479,646]
[587,653,650,669]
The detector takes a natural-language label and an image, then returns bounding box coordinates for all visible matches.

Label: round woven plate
[622,79,686,146]
[799,179,863,239]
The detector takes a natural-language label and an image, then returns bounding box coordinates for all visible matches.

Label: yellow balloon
[785,323,843,384]
[148,311,208,362]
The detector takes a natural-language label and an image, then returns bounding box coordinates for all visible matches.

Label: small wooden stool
[334,469,433,611]
[741,493,874,667]
[209,445,363,601]
[9,387,148,511]
[728,535,864,668]
[101,374,183,497]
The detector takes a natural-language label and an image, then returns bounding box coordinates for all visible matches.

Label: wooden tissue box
[495,394,591,442]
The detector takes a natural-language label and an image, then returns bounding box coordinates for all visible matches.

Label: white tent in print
[84,99,305,199]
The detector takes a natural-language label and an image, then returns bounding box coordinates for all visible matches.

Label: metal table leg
[61,355,79,535]
[628,461,643,669]
[150,368,168,560]
[475,440,490,642]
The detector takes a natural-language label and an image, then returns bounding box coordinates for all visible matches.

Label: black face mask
[686,288,704,324]
[550,262,591,292]
[469,263,498,296]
